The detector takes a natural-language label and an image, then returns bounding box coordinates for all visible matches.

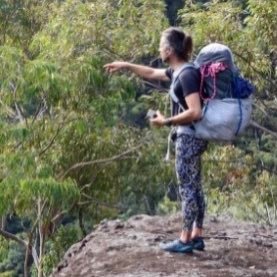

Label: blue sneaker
[160,240,193,253]
[192,237,205,251]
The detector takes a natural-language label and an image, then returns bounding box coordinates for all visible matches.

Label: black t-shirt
[165,65,201,116]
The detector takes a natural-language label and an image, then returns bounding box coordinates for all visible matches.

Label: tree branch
[233,50,267,78]
[24,232,33,277]
[0,228,27,247]
[39,117,80,157]
[51,202,77,226]
[14,103,25,124]
[79,193,122,210]
[51,210,68,225]
[30,199,48,236]
[249,120,277,138]
[39,126,61,157]
[31,100,44,125]
[59,143,144,179]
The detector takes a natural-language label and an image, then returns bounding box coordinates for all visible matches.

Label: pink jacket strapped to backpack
[199,62,228,100]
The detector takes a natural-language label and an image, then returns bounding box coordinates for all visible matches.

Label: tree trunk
[79,209,87,237]
[37,198,45,277]
[24,233,33,277]
[0,216,6,230]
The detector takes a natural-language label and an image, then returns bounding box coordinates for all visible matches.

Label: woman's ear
[166,47,172,55]
[164,48,171,61]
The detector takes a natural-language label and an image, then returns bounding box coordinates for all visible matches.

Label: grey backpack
[170,43,253,141]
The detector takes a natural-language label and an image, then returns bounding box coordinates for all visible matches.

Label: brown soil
[52,214,277,277]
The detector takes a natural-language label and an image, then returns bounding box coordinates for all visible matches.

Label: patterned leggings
[175,134,207,232]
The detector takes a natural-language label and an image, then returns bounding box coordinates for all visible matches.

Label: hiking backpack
[170,43,254,141]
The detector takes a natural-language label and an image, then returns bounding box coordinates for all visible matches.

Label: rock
[52,214,277,277]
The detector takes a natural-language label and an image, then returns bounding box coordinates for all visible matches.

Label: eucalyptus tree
[0,0,170,275]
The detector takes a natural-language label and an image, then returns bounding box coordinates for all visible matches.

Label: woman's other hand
[150,110,166,128]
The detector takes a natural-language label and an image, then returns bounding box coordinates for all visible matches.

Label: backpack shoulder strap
[173,63,195,84]
[169,63,196,108]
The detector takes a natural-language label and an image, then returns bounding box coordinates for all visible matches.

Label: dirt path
[52,214,277,277]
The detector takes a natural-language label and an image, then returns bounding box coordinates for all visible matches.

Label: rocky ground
[52,213,277,277]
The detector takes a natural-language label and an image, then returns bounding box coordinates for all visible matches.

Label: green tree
[0,1,170,275]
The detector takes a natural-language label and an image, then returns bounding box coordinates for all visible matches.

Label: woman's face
[159,36,170,63]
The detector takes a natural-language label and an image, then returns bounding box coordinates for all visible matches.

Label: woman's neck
[169,59,188,71]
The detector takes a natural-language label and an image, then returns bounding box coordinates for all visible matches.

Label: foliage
[30,0,167,61]
[0,237,9,265]
[0,240,24,277]
[0,0,169,275]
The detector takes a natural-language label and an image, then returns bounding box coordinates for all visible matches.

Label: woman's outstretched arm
[104,61,169,81]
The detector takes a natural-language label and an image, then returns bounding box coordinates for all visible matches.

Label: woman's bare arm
[150,92,202,127]
[104,61,169,81]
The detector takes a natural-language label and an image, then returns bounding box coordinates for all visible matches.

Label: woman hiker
[104,27,207,253]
